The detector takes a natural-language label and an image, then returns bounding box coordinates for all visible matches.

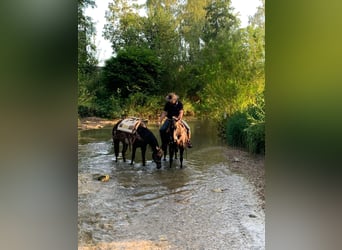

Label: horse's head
[152,147,163,169]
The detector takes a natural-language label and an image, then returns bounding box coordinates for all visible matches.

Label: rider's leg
[181,120,192,148]
[159,119,170,147]
[159,119,169,135]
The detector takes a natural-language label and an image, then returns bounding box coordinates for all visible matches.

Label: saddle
[116,117,147,147]
[117,117,145,134]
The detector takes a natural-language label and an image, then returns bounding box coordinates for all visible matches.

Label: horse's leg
[114,139,120,162]
[141,145,147,166]
[169,143,174,168]
[163,144,168,161]
[122,142,128,162]
[179,146,184,168]
[160,132,167,161]
[130,144,137,165]
[163,144,167,161]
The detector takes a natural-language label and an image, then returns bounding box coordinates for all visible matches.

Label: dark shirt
[164,101,183,119]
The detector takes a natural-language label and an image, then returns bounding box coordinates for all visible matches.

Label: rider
[158,92,192,148]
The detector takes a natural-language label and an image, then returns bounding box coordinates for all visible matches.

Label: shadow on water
[78,120,265,249]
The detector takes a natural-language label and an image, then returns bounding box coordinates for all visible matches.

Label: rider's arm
[178,109,184,120]
[158,111,167,124]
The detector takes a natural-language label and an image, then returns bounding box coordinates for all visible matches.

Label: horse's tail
[112,119,122,142]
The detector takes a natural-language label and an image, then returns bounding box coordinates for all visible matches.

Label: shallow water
[78,120,264,249]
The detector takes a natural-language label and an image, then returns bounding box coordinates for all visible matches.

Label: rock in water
[98,175,110,182]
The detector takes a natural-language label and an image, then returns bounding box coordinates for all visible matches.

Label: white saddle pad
[117,117,142,134]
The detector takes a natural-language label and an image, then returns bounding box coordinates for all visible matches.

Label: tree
[103,0,146,52]
[178,0,209,62]
[78,0,98,112]
[102,46,163,99]
[143,0,182,93]
[78,0,98,76]
[202,0,238,44]
[196,0,264,119]
[99,0,265,122]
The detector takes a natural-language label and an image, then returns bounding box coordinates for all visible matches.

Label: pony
[112,119,163,169]
[160,117,189,168]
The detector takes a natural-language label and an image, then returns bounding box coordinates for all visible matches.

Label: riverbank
[78,117,120,130]
[223,147,265,210]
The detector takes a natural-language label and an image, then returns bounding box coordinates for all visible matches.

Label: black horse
[112,120,163,169]
[160,117,188,168]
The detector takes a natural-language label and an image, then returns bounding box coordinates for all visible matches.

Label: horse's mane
[173,120,188,146]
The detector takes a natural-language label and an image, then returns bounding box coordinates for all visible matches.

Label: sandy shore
[78,117,121,130]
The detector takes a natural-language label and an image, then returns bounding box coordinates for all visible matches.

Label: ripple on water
[79,123,264,249]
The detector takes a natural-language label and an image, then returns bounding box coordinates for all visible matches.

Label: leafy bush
[224,92,265,154]
[124,94,164,120]
[78,95,122,119]
[245,121,265,154]
[78,105,94,118]
[182,98,196,116]
[244,93,265,154]
[225,111,248,148]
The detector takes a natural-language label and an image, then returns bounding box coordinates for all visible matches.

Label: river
[78,120,264,249]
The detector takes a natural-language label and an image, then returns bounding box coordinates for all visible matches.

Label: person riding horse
[158,93,192,149]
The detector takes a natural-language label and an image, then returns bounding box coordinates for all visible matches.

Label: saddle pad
[117,117,141,134]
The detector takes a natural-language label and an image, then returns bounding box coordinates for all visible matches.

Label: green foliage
[179,0,208,62]
[101,0,264,121]
[102,46,163,99]
[226,111,248,147]
[78,0,99,118]
[104,0,146,51]
[78,95,121,119]
[78,0,97,75]
[92,95,122,118]
[203,0,238,43]
[200,77,243,119]
[244,92,265,154]
[182,98,196,116]
[196,17,265,119]
[78,75,94,108]
[124,94,164,120]
[245,121,265,154]
[224,92,265,154]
